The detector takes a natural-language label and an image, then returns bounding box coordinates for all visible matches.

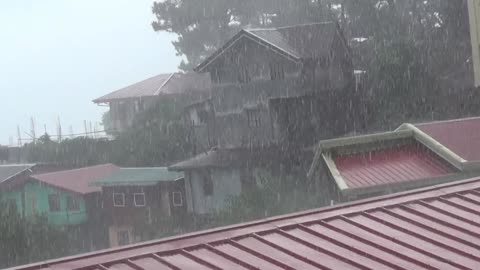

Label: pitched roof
[195,22,341,72]
[31,164,120,194]
[93,167,184,186]
[0,164,35,183]
[93,73,211,103]
[415,116,480,162]
[13,177,480,269]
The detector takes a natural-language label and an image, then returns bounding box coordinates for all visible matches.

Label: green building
[0,164,120,226]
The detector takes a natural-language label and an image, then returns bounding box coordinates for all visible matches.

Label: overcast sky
[0,0,180,145]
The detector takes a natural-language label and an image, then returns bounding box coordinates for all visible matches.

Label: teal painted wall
[1,181,88,226]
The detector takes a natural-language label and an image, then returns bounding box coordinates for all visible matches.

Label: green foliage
[0,204,70,268]
[152,0,329,70]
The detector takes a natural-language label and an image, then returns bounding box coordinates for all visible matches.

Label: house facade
[186,21,356,151]
[92,167,185,247]
[94,72,211,134]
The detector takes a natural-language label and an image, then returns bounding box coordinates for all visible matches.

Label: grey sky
[0,0,179,145]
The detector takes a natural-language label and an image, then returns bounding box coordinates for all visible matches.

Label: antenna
[17,126,21,146]
[30,117,36,144]
[84,120,88,138]
[57,116,62,142]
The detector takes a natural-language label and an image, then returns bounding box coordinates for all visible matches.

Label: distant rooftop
[12,176,480,269]
[0,164,35,184]
[31,164,120,194]
[93,72,211,103]
[196,22,343,72]
[93,167,184,186]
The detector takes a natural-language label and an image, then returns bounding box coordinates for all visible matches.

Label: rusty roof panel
[11,178,480,270]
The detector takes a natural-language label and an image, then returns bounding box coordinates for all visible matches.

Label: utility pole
[17,126,21,146]
[30,117,36,144]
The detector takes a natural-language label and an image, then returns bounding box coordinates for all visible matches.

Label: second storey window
[270,63,285,80]
[66,196,80,211]
[172,192,183,207]
[134,193,146,207]
[48,194,60,212]
[247,109,261,128]
[113,193,125,207]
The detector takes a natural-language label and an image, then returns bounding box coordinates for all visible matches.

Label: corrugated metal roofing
[335,144,455,189]
[0,164,35,183]
[12,177,480,270]
[93,167,183,186]
[31,164,120,194]
[93,73,211,103]
[416,117,480,162]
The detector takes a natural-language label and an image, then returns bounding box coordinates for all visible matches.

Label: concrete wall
[184,168,242,215]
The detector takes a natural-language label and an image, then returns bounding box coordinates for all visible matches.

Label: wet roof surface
[93,73,211,103]
[14,177,480,269]
[93,168,183,186]
[0,164,35,183]
[31,164,120,194]
[417,117,480,162]
[335,144,455,189]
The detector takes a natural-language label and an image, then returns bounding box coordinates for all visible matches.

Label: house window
[117,230,130,246]
[113,193,125,207]
[203,171,214,196]
[66,196,80,211]
[238,68,251,83]
[7,199,17,213]
[48,194,61,212]
[134,193,146,207]
[270,63,285,80]
[247,109,261,128]
[28,194,37,215]
[172,192,183,207]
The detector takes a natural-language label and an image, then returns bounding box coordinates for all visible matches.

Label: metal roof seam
[357,212,468,269]
[150,254,181,270]
[323,217,433,269]
[438,197,480,216]
[363,211,480,265]
[294,224,396,270]
[335,216,448,270]
[202,244,256,269]
[226,239,294,270]
[249,233,333,270]
[397,204,480,239]
[416,200,480,228]
[179,249,222,270]
[377,207,480,251]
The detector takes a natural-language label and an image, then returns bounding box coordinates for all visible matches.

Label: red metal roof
[31,164,120,194]
[416,117,480,162]
[335,144,455,189]
[13,177,480,269]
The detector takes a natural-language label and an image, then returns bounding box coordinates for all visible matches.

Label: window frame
[113,192,125,207]
[172,191,183,207]
[48,194,61,212]
[66,195,80,211]
[133,192,146,207]
[202,171,214,196]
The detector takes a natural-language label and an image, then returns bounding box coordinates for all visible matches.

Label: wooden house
[92,167,185,247]
[186,22,356,151]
